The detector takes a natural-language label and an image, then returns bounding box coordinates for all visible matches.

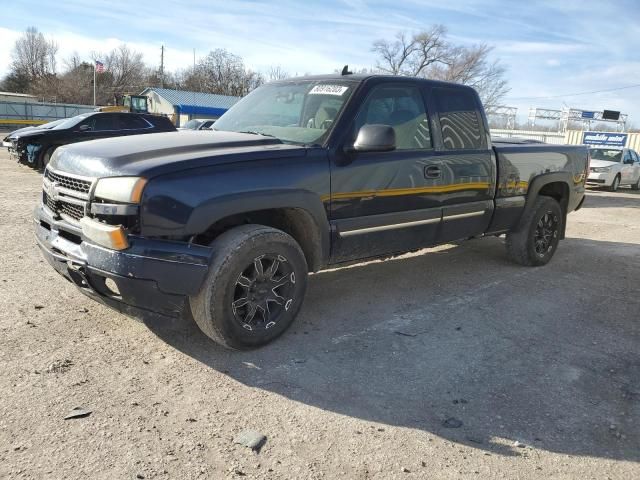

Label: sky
[1,0,639,126]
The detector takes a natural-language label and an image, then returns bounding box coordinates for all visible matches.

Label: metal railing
[0,100,95,126]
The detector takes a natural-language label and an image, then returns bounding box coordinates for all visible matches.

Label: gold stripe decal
[324,182,491,202]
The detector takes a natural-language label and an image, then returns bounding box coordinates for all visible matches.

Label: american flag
[95,60,105,73]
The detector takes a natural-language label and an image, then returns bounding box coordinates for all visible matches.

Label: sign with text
[582,131,627,147]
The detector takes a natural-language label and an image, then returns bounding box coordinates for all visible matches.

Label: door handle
[424,165,441,179]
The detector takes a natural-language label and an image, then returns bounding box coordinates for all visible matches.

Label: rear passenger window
[119,114,151,130]
[355,85,432,150]
[434,88,484,150]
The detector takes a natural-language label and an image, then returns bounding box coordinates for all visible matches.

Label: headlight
[94,177,147,203]
[591,167,611,173]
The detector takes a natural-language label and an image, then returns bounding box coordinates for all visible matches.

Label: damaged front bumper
[34,204,213,319]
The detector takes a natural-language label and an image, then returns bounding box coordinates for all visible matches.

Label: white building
[0,91,38,103]
[139,87,240,127]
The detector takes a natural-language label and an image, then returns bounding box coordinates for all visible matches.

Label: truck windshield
[590,148,622,162]
[213,80,355,145]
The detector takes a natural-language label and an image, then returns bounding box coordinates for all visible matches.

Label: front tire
[41,146,57,169]
[190,225,308,349]
[506,196,563,266]
[609,174,621,192]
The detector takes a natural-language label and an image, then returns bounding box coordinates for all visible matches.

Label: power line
[507,83,640,101]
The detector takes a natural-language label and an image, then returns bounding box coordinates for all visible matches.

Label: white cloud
[0,28,22,78]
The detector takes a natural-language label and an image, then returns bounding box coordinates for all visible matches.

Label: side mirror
[78,124,91,132]
[352,124,396,153]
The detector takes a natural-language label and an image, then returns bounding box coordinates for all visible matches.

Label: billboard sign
[582,131,627,147]
[581,111,595,119]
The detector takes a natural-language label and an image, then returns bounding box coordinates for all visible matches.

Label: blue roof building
[140,87,241,126]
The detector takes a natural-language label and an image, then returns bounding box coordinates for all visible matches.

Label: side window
[119,114,151,130]
[355,85,432,150]
[633,151,640,163]
[433,88,484,150]
[81,114,116,131]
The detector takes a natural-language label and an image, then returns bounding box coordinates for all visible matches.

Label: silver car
[587,147,640,191]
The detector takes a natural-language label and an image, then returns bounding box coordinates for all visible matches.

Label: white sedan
[587,147,640,191]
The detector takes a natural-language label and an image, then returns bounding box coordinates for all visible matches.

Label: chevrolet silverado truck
[34,74,589,349]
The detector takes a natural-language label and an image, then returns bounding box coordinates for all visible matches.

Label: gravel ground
[1,150,639,479]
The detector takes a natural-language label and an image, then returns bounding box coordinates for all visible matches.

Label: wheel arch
[188,191,330,272]
[521,173,572,239]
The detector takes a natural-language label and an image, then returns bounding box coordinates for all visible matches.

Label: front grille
[43,192,86,222]
[59,200,85,221]
[44,168,92,194]
[44,191,56,212]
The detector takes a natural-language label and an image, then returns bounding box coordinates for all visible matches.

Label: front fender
[139,153,331,263]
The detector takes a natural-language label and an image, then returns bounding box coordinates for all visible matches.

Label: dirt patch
[1,152,639,479]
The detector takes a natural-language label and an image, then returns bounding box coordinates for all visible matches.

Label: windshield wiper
[238,130,277,138]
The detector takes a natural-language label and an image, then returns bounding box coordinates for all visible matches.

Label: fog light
[104,278,121,296]
[80,217,129,250]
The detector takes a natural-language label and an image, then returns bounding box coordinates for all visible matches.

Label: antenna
[341,65,352,76]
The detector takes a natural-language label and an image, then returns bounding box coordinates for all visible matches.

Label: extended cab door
[426,86,496,243]
[328,83,443,262]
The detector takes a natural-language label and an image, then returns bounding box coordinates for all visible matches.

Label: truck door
[426,86,496,243]
[329,83,442,262]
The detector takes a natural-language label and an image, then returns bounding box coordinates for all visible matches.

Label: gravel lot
[1,148,639,479]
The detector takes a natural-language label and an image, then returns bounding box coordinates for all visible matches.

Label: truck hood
[589,159,619,168]
[49,131,307,178]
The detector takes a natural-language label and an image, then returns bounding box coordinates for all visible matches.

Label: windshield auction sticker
[309,85,349,95]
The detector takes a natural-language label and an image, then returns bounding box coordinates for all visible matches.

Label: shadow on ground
[583,188,640,208]
[144,235,640,462]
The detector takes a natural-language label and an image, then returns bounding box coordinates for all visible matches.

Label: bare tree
[372,26,509,107]
[184,49,264,96]
[63,52,82,72]
[103,44,147,95]
[372,26,449,76]
[268,65,289,82]
[57,61,94,104]
[10,27,58,81]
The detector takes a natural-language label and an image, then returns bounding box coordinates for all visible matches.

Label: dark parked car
[35,74,589,349]
[177,118,217,131]
[10,112,176,169]
[2,119,65,147]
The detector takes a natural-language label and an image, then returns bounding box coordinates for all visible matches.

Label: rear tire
[190,224,308,349]
[632,175,640,191]
[609,175,621,192]
[506,196,563,266]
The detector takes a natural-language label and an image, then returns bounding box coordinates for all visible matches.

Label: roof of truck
[276,74,480,93]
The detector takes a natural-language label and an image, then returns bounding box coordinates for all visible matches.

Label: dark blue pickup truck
[34,74,589,349]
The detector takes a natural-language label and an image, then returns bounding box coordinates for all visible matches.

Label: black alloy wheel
[232,254,296,331]
[534,211,559,257]
[189,224,308,349]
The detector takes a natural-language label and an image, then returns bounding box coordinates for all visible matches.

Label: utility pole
[160,44,164,88]
[93,62,96,106]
